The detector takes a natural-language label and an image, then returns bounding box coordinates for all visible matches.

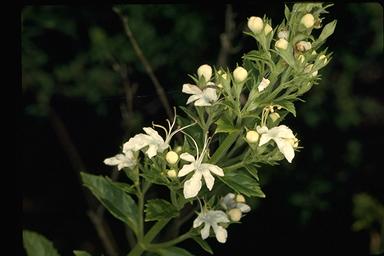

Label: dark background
[22,3,383,256]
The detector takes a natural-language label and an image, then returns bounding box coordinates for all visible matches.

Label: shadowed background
[22,3,383,256]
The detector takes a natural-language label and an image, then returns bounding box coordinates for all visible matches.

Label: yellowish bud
[301,13,315,28]
[269,112,280,122]
[248,16,264,34]
[319,54,327,64]
[228,208,242,222]
[246,130,260,144]
[233,66,248,83]
[296,41,312,52]
[167,169,177,178]
[275,38,288,50]
[165,151,179,164]
[298,54,305,64]
[236,194,246,203]
[264,24,273,35]
[197,64,212,82]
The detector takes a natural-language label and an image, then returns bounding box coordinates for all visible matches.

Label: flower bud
[197,64,212,82]
[233,67,248,83]
[167,169,177,178]
[296,41,312,52]
[246,130,260,144]
[300,13,315,28]
[257,77,270,92]
[228,208,242,222]
[311,50,317,56]
[297,54,305,64]
[174,146,183,153]
[264,24,273,35]
[319,54,327,64]
[269,112,280,122]
[275,38,288,50]
[166,151,179,164]
[236,194,246,203]
[278,30,289,40]
[248,16,264,34]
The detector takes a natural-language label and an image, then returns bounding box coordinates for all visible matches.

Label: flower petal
[177,163,195,177]
[123,134,150,152]
[186,94,202,105]
[182,83,202,95]
[201,168,215,191]
[201,223,211,240]
[203,88,218,102]
[274,137,295,163]
[258,133,272,146]
[204,163,224,176]
[180,152,195,162]
[237,203,251,213]
[146,144,158,159]
[103,154,124,166]
[212,224,227,243]
[193,215,204,228]
[211,210,230,223]
[183,171,202,198]
[143,127,164,143]
[194,97,212,106]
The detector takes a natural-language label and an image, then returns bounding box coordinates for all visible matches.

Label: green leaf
[192,236,213,254]
[276,100,296,117]
[214,117,238,134]
[284,4,290,21]
[156,246,194,256]
[313,20,337,48]
[81,172,138,233]
[219,171,265,198]
[245,165,259,181]
[23,230,61,256]
[73,251,92,256]
[210,131,241,165]
[145,199,179,222]
[106,178,135,194]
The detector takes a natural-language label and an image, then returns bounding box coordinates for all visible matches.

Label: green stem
[149,230,193,250]
[224,161,245,171]
[210,130,241,165]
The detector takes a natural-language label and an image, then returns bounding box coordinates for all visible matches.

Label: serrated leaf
[73,251,92,256]
[192,236,213,254]
[23,230,61,256]
[145,199,179,222]
[156,246,194,256]
[81,172,138,233]
[219,171,265,198]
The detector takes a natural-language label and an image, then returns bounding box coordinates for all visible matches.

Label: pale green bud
[166,151,179,164]
[275,38,288,50]
[246,130,260,144]
[197,64,212,82]
[167,169,177,178]
[264,24,273,35]
[228,208,242,222]
[233,67,248,83]
[236,194,246,203]
[301,13,315,28]
[269,112,280,122]
[248,16,264,34]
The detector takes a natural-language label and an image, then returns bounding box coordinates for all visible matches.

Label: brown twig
[113,7,173,121]
[48,107,120,256]
[217,4,237,67]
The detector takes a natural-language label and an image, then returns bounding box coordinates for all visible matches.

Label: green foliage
[23,230,61,256]
[73,251,92,256]
[155,246,195,256]
[352,193,384,232]
[144,199,179,221]
[219,171,265,198]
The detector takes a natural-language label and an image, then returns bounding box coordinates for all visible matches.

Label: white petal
[274,138,295,163]
[211,210,230,223]
[180,152,195,162]
[183,171,202,198]
[201,223,211,240]
[194,97,212,106]
[203,88,218,102]
[177,163,195,177]
[103,154,123,166]
[117,163,126,170]
[201,168,215,191]
[203,163,224,176]
[270,125,295,139]
[187,94,202,105]
[258,133,272,146]
[146,144,158,159]
[256,125,269,134]
[193,215,204,228]
[123,134,150,152]
[143,127,164,143]
[182,83,202,95]
[212,224,227,243]
[237,203,251,213]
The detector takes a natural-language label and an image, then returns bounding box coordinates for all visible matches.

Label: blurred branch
[217,4,240,67]
[113,7,173,121]
[48,107,120,256]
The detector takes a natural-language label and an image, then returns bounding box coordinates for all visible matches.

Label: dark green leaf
[156,246,194,256]
[245,165,259,181]
[73,251,92,256]
[219,171,265,198]
[215,117,238,134]
[192,236,213,254]
[81,172,138,232]
[106,178,135,194]
[276,100,296,117]
[23,230,61,256]
[145,199,179,222]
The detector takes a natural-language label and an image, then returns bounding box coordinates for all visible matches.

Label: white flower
[103,151,136,170]
[264,24,273,35]
[257,125,297,163]
[257,77,271,92]
[233,66,248,83]
[275,38,288,50]
[178,136,224,199]
[301,13,315,28]
[248,16,263,34]
[197,64,212,82]
[193,209,229,243]
[296,41,312,52]
[182,83,218,106]
[220,193,251,220]
[246,130,260,144]
[278,30,289,40]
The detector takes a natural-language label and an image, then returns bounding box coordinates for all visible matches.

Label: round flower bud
[319,54,327,64]
[236,194,246,203]
[167,169,177,178]
[248,16,264,34]
[278,30,289,40]
[197,64,212,82]
[246,130,260,144]
[228,208,242,222]
[264,24,273,35]
[165,151,179,164]
[297,54,305,64]
[275,38,288,50]
[233,66,248,83]
[269,112,280,122]
[301,13,315,28]
[174,146,182,153]
[296,41,312,52]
